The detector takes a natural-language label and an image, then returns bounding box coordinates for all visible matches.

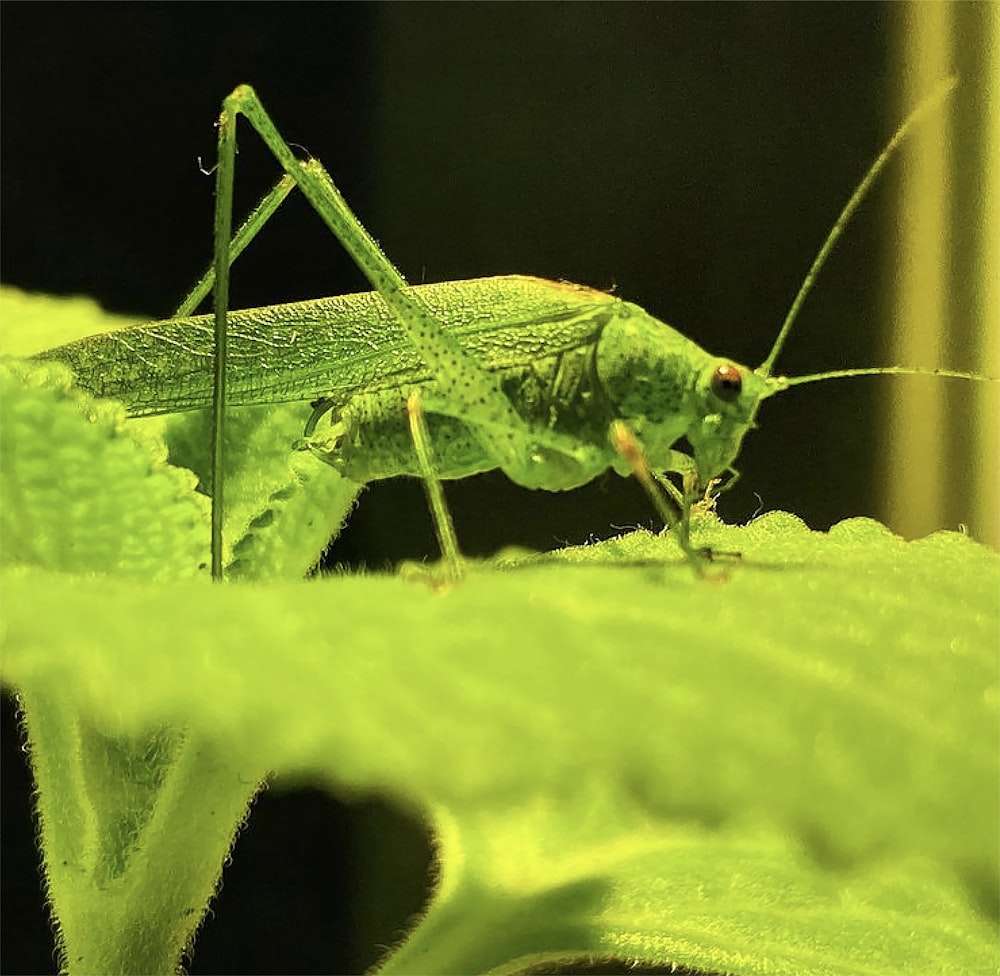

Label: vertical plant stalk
[973,2,1000,547]
[884,5,999,547]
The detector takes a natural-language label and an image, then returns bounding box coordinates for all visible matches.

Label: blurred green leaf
[382,794,997,975]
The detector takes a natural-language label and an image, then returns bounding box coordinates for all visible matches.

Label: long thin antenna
[758,75,958,378]
[783,365,994,388]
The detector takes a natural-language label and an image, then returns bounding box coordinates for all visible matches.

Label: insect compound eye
[710,363,744,403]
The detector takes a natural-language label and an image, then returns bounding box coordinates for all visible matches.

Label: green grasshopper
[33,79,982,581]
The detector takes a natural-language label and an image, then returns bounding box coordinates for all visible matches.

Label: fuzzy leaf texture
[0,288,997,975]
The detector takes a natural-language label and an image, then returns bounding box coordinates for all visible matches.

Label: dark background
[0,4,988,974]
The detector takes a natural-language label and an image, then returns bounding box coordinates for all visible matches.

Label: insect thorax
[593,305,714,463]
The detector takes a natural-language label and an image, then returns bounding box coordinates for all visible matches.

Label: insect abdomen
[320,344,622,489]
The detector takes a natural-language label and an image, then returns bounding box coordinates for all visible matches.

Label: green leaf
[3,519,997,973]
[161,403,361,581]
[0,357,210,579]
[380,794,997,975]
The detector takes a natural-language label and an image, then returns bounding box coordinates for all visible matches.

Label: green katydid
[32,77,986,581]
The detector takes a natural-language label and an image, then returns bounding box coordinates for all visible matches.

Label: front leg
[609,424,706,569]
